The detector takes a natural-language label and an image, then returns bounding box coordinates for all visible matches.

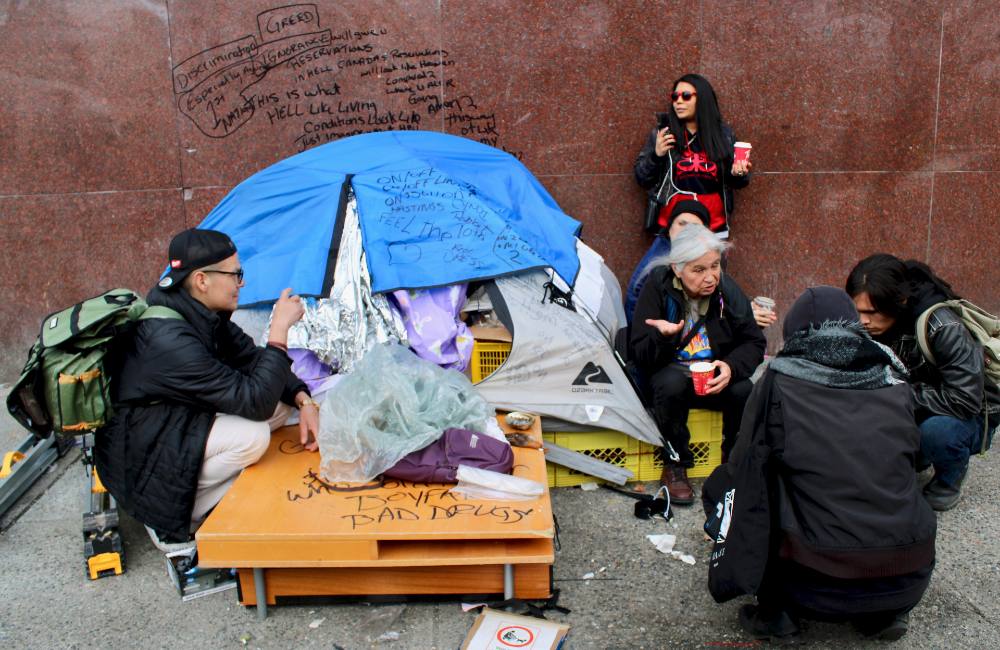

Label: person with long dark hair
[634,73,751,238]
[628,74,759,326]
[845,254,1000,511]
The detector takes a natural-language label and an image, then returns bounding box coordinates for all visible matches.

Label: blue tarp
[196,131,582,305]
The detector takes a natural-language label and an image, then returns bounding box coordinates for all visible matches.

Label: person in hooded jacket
[95,228,320,544]
[846,254,1000,511]
[704,286,936,643]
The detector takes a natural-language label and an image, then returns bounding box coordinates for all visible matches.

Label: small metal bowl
[504,411,535,430]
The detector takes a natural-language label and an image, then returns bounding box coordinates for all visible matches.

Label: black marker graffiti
[285,469,535,529]
[172,4,522,158]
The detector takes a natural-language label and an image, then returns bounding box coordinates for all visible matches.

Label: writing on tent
[366,167,547,275]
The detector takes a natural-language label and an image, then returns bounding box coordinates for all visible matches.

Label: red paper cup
[734,142,752,165]
[690,361,714,396]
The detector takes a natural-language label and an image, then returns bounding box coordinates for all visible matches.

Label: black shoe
[858,612,909,641]
[923,470,966,512]
[738,603,801,644]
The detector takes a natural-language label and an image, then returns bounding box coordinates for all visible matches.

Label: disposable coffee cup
[690,361,714,396]
[753,296,775,314]
[734,141,752,165]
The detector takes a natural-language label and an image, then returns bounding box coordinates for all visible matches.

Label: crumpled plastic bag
[318,343,491,483]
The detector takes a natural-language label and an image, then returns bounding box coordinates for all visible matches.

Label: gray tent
[474,265,659,446]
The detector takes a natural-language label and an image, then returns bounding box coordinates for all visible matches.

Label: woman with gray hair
[630,225,765,503]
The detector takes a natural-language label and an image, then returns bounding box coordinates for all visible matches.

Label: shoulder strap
[915,303,947,365]
[139,305,184,321]
[676,314,708,354]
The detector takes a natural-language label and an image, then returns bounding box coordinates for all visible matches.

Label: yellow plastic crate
[470,341,511,383]
[544,430,641,487]
[637,409,723,479]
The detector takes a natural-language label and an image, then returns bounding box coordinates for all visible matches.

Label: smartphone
[655,112,670,131]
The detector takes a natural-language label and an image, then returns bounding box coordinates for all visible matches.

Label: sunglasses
[671,91,697,102]
[204,268,244,282]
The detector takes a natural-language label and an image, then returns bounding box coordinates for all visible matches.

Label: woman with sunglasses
[634,73,751,237]
[626,74,759,326]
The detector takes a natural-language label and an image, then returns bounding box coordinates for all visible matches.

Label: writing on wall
[172,4,522,157]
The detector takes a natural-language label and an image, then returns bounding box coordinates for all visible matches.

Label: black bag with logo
[703,373,776,603]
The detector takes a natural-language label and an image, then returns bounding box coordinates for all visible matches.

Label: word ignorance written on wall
[172,3,521,156]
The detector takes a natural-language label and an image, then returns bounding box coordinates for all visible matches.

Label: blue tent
[197,131,582,306]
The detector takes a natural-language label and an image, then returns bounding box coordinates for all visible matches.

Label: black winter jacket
[704,326,936,602]
[630,267,765,382]
[633,122,749,232]
[95,287,306,540]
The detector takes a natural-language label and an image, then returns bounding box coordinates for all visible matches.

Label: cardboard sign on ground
[461,608,569,650]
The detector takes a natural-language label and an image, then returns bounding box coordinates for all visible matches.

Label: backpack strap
[915,303,948,365]
[139,306,184,321]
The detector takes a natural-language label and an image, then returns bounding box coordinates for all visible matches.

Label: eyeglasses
[671,91,697,102]
[203,268,244,283]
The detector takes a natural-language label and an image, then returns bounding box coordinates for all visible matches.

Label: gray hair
[650,224,731,272]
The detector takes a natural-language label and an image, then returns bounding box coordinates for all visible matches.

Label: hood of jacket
[771,322,907,390]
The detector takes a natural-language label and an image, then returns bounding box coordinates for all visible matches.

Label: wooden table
[196,415,553,618]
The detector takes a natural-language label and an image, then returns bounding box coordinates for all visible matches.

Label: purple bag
[385,428,514,483]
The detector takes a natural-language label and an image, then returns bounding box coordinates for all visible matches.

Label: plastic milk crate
[540,410,724,487]
[470,341,511,383]
[637,409,724,480]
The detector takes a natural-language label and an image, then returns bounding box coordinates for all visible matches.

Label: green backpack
[6,289,183,441]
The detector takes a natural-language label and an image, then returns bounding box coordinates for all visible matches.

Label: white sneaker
[145,525,197,556]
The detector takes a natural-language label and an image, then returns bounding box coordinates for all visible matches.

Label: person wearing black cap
[625,200,776,329]
[95,228,318,545]
[703,286,936,643]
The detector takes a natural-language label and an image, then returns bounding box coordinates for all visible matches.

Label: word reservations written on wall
[172,3,521,157]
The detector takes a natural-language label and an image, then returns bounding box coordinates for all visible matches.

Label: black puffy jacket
[705,325,936,604]
[95,287,306,540]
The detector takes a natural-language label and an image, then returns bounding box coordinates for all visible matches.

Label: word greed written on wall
[172,3,521,156]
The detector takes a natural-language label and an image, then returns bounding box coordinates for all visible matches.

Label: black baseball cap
[157,228,237,290]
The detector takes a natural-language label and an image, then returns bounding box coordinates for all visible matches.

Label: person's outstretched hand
[645,318,684,338]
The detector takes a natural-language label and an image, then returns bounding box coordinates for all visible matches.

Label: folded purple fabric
[390,284,473,371]
[384,428,513,483]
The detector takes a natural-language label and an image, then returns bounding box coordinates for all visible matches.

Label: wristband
[267,340,288,353]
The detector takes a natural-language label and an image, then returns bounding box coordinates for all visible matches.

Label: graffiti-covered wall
[1,1,998,378]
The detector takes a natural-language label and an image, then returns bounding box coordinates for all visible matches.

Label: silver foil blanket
[283,195,408,372]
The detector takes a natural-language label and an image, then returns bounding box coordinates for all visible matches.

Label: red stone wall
[1,1,998,377]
